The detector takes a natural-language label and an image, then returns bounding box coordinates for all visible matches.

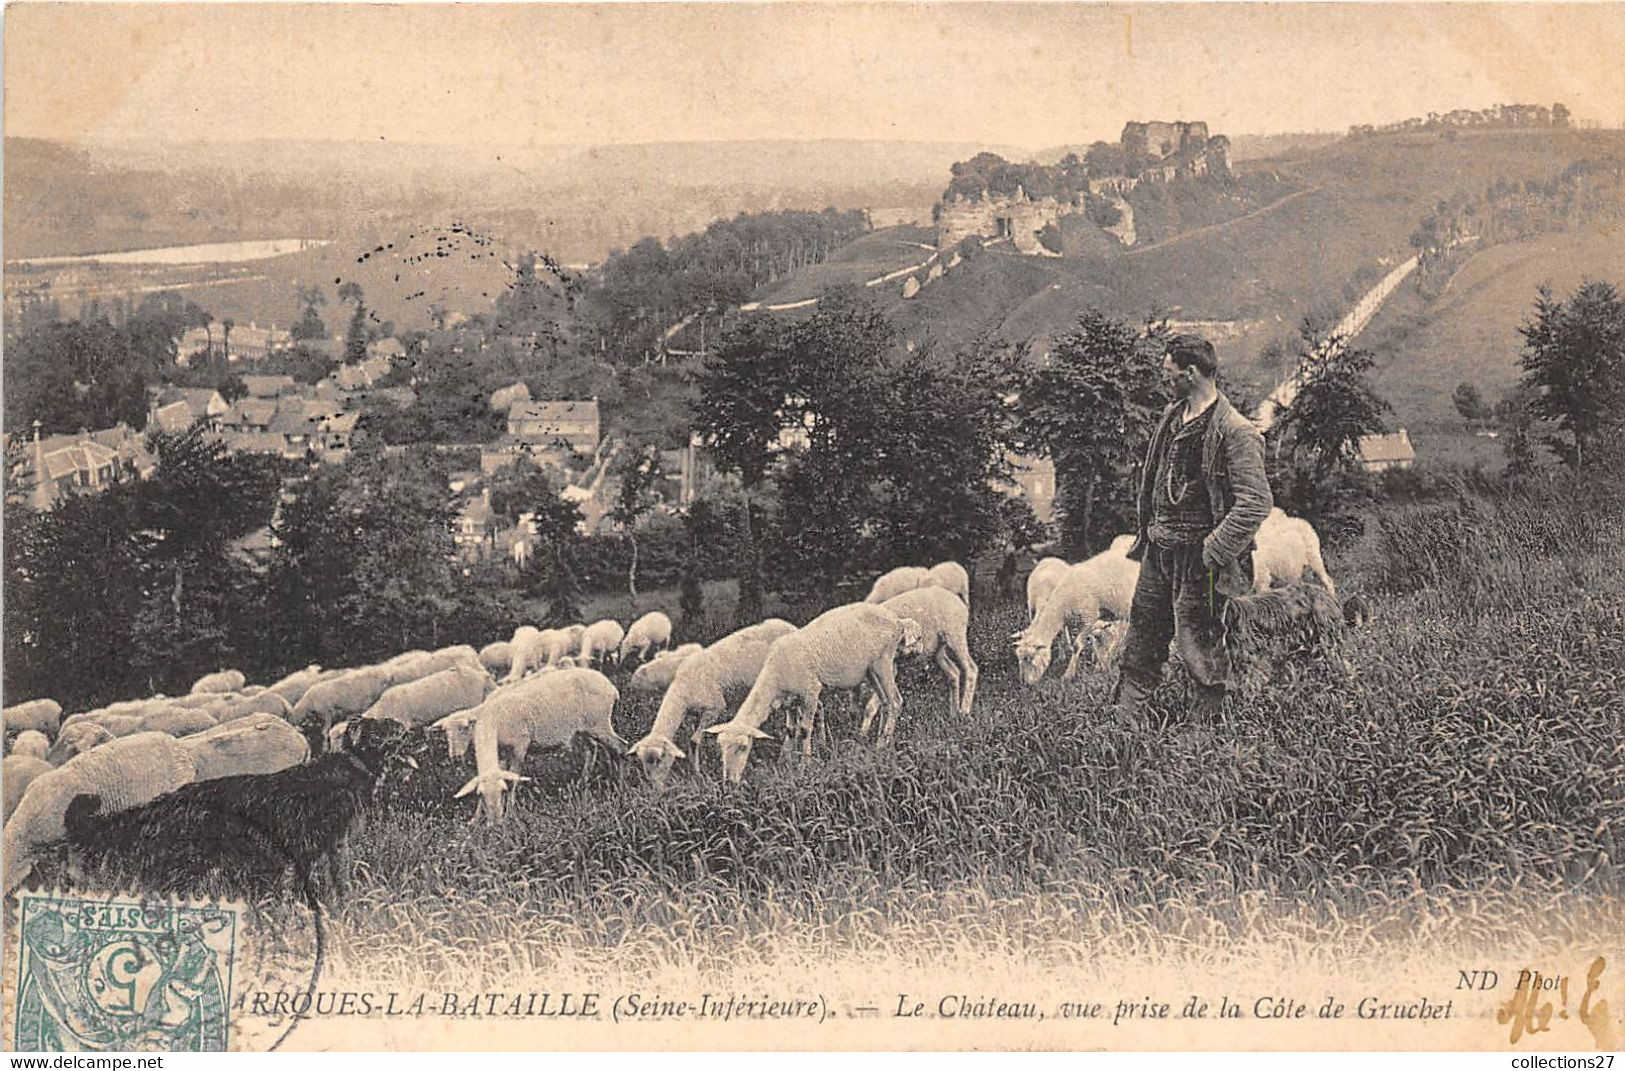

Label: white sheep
[289,666,394,733]
[1026,556,1072,622]
[860,586,977,730]
[578,619,626,667]
[4,699,62,738]
[4,731,199,895]
[864,566,930,604]
[265,665,325,708]
[384,645,484,688]
[625,643,705,697]
[925,561,971,606]
[479,641,514,678]
[506,627,576,682]
[204,691,293,725]
[1013,543,1139,685]
[618,612,674,665]
[446,668,625,822]
[190,669,246,695]
[9,730,51,760]
[176,713,310,782]
[706,604,922,782]
[45,707,220,765]
[627,621,797,788]
[361,665,495,728]
[4,755,52,823]
[1252,509,1337,594]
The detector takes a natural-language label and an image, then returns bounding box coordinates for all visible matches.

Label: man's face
[1163,354,1196,397]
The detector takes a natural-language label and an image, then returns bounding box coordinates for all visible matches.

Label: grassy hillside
[1362,227,1625,434]
[29,481,1623,1004]
[774,128,1625,410]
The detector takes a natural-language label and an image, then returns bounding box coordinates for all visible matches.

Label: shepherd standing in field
[1114,333,1273,720]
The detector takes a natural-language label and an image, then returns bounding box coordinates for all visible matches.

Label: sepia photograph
[3,1,1624,1054]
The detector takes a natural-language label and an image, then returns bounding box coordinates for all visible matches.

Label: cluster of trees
[1350,102,1571,138]
[692,288,1023,609]
[939,151,1122,205]
[584,208,871,363]
[1411,159,1625,296]
[3,292,213,436]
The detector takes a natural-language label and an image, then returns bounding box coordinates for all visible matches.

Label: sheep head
[45,722,113,766]
[454,769,527,823]
[704,723,771,784]
[1013,638,1053,686]
[897,617,925,655]
[327,721,350,752]
[627,734,686,789]
[10,730,50,761]
[430,711,478,761]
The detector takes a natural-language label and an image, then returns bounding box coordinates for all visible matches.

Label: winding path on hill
[1121,183,1324,258]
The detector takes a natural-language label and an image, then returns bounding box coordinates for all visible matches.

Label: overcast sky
[7,3,1623,150]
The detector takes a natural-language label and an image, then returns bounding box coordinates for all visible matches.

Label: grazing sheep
[925,560,971,606]
[190,669,246,695]
[4,731,199,895]
[1013,543,1139,685]
[62,718,415,904]
[361,665,494,728]
[60,697,173,729]
[164,692,243,710]
[578,619,626,667]
[1252,509,1337,594]
[204,691,293,724]
[4,699,62,738]
[448,668,624,822]
[177,713,310,782]
[45,708,219,764]
[627,621,796,788]
[1222,582,1350,690]
[384,645,483,688]
[506,627,577,682]
[626,643,705,696]
[479,641,514,677]
[289,666,393,732]
[864,566,930,605]
[44,723,116,766]
[860,587,977,731]
[706,605,922,782]
[266,665,325,708]
[619,612,674,665]
[9,730,50,760]
[4,755,52,823]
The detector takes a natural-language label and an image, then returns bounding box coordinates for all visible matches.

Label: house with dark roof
[508,399,600,455]
[1357,428,1417,472]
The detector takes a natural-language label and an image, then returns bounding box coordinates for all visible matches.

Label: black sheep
[61,718,413,905]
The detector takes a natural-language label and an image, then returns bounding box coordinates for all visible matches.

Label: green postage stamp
[11,892,236,1052]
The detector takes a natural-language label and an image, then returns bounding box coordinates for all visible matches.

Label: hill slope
[764,128,1625,394]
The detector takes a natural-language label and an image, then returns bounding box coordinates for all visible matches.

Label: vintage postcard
[4,1,1624,1054]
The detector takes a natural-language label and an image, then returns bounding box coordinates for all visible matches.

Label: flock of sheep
[2,511,1355,905]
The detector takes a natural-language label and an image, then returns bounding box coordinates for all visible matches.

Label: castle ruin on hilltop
[934,119,1231,253]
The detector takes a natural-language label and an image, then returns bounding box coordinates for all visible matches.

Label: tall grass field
[306,479,1625,999]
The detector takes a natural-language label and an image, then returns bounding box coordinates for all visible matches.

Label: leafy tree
[344,288,370,365]
[1266,320,1391,542]
[693,313,786,620]
[1017,309,1173,557]
[677,496,721,638]
[607,443,665,601]
[1452,382,1492,430]
[1495,383,1541,478]
[291,284,328,341]
[265,443,465,664]
[1518,281,1625,471]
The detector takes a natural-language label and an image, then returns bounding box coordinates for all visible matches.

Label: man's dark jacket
[1125,391,1274,598]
